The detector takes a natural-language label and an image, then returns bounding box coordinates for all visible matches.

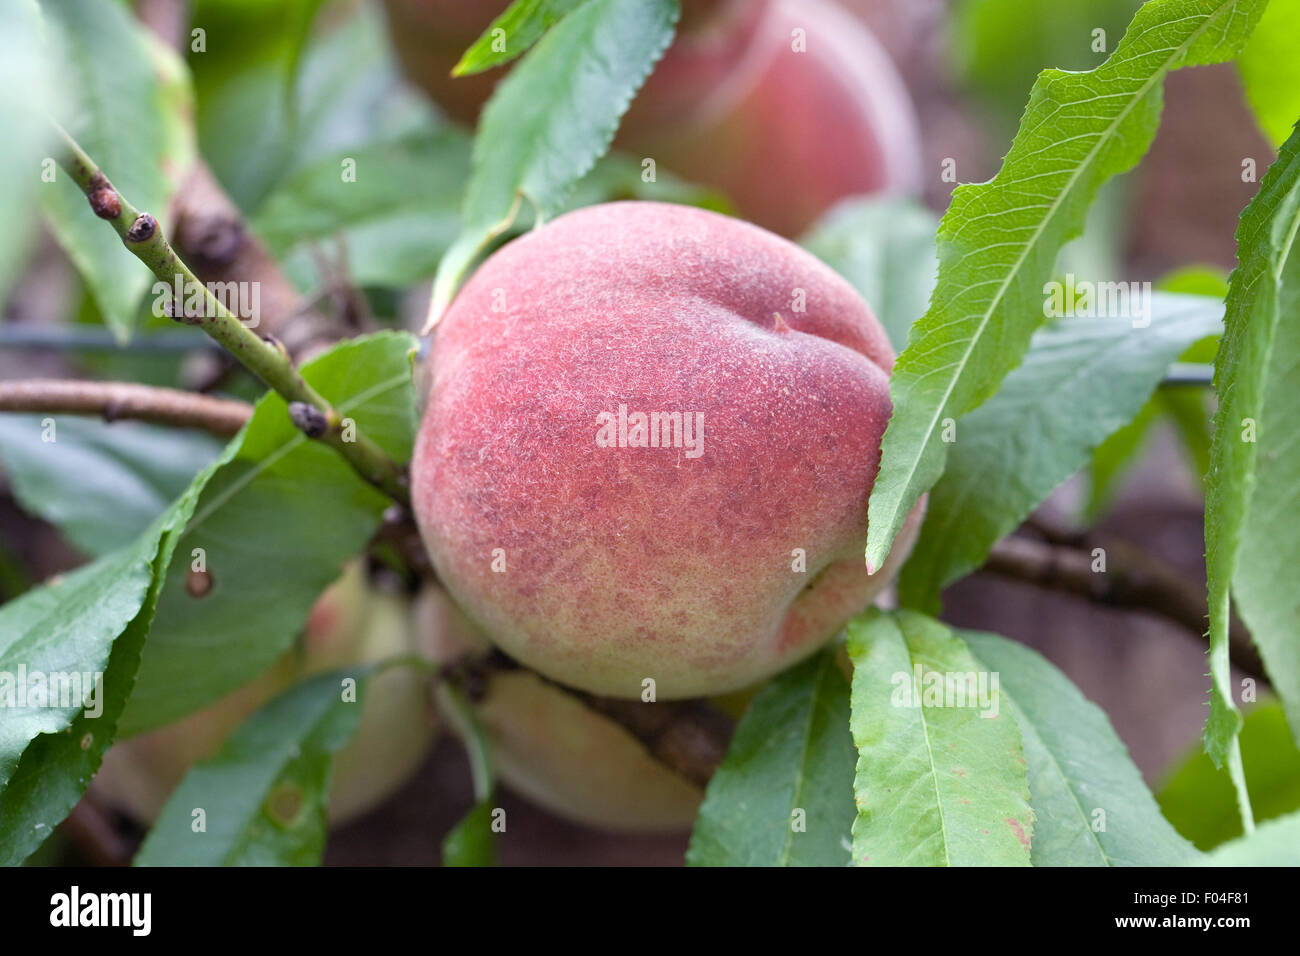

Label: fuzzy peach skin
[412,201,921,700]
[93,566,440,827]
[620,0,922,236]
[382,0,919,237]
[418,587,705,831]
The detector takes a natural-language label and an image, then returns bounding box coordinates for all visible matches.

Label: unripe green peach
[417,586,706,831]
[93,565,439,827]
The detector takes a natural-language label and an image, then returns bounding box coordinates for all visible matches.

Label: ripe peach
[418,587,705,831]
[93,566,439,827]
[620,0,922,236]
[382,0,920,236]
[412,201,920,701]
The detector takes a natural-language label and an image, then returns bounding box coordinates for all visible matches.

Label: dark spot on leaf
[1006,817,1030,849]
[265,783,306,827]
[186,568,214,598]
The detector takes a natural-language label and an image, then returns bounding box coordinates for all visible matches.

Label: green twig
[52,123,410,506]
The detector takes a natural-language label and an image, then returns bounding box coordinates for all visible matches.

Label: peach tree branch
[985,534,1263,679]
[0,379,252,437]
[51,123,410,506]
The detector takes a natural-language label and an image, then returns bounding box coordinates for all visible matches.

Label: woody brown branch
[985,534,1264,679]
[0,379,251,437]
[170,162,346,359]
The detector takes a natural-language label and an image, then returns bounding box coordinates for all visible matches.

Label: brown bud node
[126,213,157,243]
[88,187,121,220]
[288,401,329,439]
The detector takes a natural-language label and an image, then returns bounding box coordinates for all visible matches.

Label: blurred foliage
[187,0,327,211]
[453,0,588,76]
[1236,0,1300,148]
[1159,702,1300,850]
[136,670,369,867]
[38,1,192,341]
[121,333,417,736]
[442,801,499,867]
[0,0,59,309]
[1084,268,1226,520]
[0,416,223,557]
[953,0,1143,135]
[800,196,939,351]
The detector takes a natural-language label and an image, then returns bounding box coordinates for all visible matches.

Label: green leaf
[454,0,590,77]
[0,417,223,557]
[442,801,499,867]
[438,683,496,800]
[1084,270,1225,518]
[1205,124,1300,815]
[120,332,418,735]
[961,630,1197,865]
[1159,265,1231,298]
[864,0,1268,572]
[799,196,940,352]
[39,0,193,341]
[1237,0,1300,149]
[429,0,680,321]
[1159,702,1300,851]
[135,670,368,866]
[0,439,229,865]
[1084,398,1161,520]
[898,294,1224,610]
[687,650,855,867]
[953,0,1143,135]
[291,3,436,172]
[251,129,472,289]
[1202,810,1300,865]
[846,610,1033,866]
[188,0,325,210]
[0,0,59,306]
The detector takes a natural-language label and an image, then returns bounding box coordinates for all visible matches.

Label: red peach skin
[620,0,922,236]
[412,201,920,699]
[383,0,920,236]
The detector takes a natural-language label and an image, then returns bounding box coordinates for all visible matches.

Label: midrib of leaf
[184,371,409,532]
[913,662,953,867]
[1271,197,1300,283]
[868,0,1246,568]
[775,653,828,867]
